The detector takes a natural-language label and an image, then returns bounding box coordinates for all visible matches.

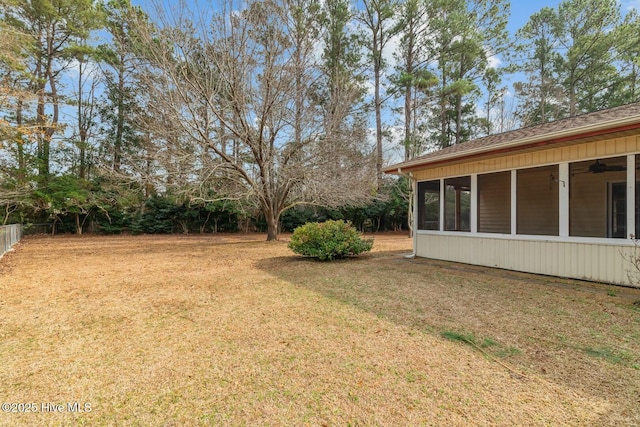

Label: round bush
[288,220,373,260]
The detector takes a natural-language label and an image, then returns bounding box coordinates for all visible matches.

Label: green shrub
[288,220,374,260]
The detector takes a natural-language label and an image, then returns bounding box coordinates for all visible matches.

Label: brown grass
[0,233,638,426]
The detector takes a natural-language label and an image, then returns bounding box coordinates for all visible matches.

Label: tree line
[0,0,638,238]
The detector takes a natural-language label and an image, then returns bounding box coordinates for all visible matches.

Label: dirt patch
[0,234,637,425]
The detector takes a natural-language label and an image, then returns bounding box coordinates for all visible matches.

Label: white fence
[0,224,23,259]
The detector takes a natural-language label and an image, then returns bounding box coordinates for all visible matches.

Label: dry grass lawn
[0,233,638,426]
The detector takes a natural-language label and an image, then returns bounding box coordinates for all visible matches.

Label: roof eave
[384,115,640,175]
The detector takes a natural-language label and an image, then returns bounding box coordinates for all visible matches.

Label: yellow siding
[570,173,614,237]
[477,172,510,233]
[412,135,640,181]
[570,176,603,237]
[409,134,640,286]
[516,166,559,235]
[568,158,626,237]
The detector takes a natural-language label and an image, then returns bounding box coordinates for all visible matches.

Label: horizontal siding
[412,135,640,181]
[416,234,637,286]
[477,172,510,233]
[517,165,559,235]
[570,167,626,237]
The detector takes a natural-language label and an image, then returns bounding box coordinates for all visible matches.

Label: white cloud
[382,24,402,71]
[484,46,502,69]
[362,79,376,98]
[487,55,502,69]
[63,58,101,93]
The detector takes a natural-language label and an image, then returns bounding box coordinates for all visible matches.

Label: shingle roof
[384,102,640,173]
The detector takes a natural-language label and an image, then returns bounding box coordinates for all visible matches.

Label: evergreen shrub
[288,220,373,260]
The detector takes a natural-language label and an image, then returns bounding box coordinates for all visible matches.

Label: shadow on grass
[255,251,640,425]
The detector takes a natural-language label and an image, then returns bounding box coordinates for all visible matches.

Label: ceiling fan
[588,159,626,174]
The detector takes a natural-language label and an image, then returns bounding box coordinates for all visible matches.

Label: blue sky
[509,0,639,33]
[508,1,560,32]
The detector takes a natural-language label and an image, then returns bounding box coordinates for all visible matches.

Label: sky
[95,0,640,164]
[508,1,561,32]
[509,1,639,33]
[380,0,640,160]
[502,0,638,89]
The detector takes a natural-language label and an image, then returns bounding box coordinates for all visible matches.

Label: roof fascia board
[385,116,640,174]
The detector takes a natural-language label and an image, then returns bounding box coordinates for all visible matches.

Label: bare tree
[132,0,374,240]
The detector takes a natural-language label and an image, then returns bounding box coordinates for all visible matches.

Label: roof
[384,102,640,174]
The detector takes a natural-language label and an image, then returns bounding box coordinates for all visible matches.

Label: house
[384,103,640,286]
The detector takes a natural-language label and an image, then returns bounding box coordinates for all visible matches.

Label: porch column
[559,162,569,237]
[627,155,636,239]
[511,170,517,235]
[412,177,418,254]
[470,174,478,233]
[439,178,445,231]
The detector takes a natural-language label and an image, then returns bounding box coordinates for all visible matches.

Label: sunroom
[385,103,640,286]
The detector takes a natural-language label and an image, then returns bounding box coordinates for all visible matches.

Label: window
[444,176,471,231]
[517,165,559,236]
[477,171,510,234]
[417,180,440,230]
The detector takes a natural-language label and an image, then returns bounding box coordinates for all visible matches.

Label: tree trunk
[404,84,412,161]
[540,61,546,122]
[265,210,279,241]
[440,63,448,148]
[78,59,86,179]
[374,59,383,191]
[76,213,83,235]
[569,69,576,117]
[45,49,59,178]
[455,93,462,145]
[16,100,25,183]
[3,205,12,225]
[114,61,125,172]
[36,80,48,177]
[403,7,416,162]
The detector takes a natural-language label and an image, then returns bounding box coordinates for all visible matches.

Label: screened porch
[413,154,640,285]
[416,154,640,241]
